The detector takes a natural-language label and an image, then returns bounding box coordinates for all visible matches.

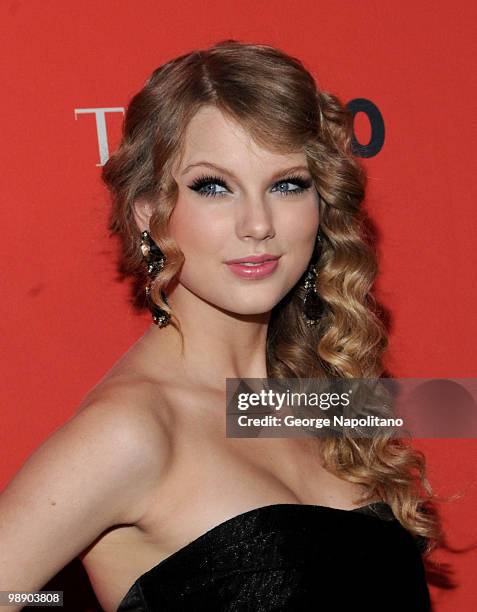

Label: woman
[0,40,441,611]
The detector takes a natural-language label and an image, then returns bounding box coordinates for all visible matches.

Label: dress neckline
[117,500,393,610]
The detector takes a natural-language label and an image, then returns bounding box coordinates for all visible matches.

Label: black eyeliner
[188,173,313,198]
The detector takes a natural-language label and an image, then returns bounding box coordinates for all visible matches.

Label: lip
[225,254,280,264]
[225,256,280,280]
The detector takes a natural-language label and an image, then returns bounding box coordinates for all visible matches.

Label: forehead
[176,105,307,173]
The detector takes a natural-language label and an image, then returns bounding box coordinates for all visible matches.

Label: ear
[133,197,155,232]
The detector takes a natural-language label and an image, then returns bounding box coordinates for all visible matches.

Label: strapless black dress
[116,501,430,611]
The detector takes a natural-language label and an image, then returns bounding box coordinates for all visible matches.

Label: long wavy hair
[101,39,443,554]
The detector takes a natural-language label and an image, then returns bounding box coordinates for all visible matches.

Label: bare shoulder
[75,376,173,520]
[0,376,171,596]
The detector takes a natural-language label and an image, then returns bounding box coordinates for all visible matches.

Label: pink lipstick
[225,254,280,279]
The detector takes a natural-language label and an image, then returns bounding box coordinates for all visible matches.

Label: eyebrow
[181,161,311,181]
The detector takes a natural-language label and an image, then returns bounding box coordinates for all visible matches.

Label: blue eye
[271,178,312,196]
[188,174,229,198]
[188,174,313,199]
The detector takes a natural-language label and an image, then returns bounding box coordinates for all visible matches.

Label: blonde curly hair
[101,39,443,555]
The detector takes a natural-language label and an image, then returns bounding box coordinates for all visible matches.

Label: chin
[223,299,280,316]
[232,307,273,316]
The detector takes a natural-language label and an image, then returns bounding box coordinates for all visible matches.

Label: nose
[235,195,275,241]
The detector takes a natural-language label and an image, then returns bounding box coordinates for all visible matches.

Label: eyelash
[188,173,313,199]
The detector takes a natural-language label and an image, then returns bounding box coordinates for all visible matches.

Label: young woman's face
[168,105,320,317]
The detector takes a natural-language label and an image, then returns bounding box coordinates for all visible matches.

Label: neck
[141,286,271,392]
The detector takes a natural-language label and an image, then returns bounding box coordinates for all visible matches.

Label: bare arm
[0,396,169,610]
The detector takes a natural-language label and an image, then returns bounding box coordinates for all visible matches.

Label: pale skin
[0,106,377,611]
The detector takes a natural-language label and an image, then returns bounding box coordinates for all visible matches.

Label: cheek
[168,198,227,262]
[277,206,320,281]
[280,202,320,245]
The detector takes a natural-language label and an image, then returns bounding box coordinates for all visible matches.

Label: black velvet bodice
[116,501,430,611]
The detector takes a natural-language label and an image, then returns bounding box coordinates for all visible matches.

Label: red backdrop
[1,1,476,609]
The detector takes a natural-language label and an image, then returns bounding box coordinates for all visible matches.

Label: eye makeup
[187,173,313,199]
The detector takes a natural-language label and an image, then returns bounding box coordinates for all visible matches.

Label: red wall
[1,1,476,609]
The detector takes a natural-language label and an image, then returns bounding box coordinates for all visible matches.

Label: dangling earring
[140,230,171,327]
[302,232,325,325]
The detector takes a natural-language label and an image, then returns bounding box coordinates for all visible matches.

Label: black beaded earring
[302,232,325,325]
[140,230,171,327]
